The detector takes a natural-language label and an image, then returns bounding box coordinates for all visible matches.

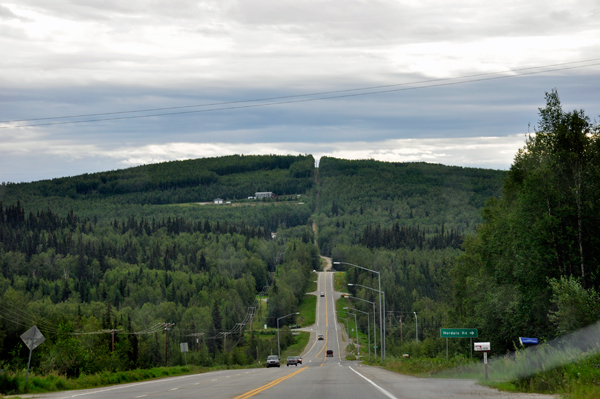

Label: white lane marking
[135,396,147,398]
[194,383,200,385]
[349,366,398,399]
[53,372,217,398]
[171,388,178,391]
[212,379,218,381]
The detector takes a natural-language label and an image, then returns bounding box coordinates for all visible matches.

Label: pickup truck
[266,355,280,368]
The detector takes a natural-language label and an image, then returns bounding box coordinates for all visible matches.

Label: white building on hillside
[255,192,273,199]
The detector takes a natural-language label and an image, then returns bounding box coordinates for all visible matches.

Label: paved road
[23,272,554,399]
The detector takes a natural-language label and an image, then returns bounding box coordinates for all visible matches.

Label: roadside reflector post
[474,342,491,380]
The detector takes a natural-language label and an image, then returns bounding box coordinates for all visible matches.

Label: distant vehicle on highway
[296,356,302,364]
[287,356,298,366]
[320,292,325,297]
[327,350,333,357]
[318,334,324,340]
[266,355,280,368]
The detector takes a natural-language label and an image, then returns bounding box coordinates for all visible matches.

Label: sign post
[20,326,45,383]
[180,342,189,365]
[474,342,491,380]
[440,328,478,361]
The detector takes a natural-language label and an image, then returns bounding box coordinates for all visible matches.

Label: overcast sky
[1,0,599,183]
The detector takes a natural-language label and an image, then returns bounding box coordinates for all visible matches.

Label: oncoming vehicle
[266,355,280,368]
[287,356,298,366]
[296,356,302,364]
[326,349,333,357]
[317,334,324,340]
[320,292,325,297]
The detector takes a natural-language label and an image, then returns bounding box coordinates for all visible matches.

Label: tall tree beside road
[452,90,600,352]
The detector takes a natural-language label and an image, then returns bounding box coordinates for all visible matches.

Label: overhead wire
[2,58,600,129]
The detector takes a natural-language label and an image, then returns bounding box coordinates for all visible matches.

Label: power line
[2,59,599,129]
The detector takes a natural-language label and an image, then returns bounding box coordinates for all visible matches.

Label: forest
[0,154,319,379]
[1,91,599,387]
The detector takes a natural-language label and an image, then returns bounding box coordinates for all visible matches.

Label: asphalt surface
[21,271,555,399]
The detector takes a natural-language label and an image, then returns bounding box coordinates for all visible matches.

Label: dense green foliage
[452,90,600,354]
[317,159,505,350]
[0,198,318,381]
[2,113,599,398]
[1,154,314,207]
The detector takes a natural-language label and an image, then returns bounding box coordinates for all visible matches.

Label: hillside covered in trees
[1,100,598,386]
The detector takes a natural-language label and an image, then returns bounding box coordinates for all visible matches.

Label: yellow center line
[315,329,328,358]
[233,367,306,399]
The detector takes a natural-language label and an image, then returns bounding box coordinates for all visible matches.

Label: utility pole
[400,315,403,345]
[163,323,175,367]
[100,329,123,352]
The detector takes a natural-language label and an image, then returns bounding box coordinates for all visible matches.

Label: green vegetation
[453,90,600,352]
[280,331,310,360]
[0,364,240,395]
[297,295,317,327]
[1,94,600,398]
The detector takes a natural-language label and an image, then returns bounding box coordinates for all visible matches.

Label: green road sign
[440,328,478,338]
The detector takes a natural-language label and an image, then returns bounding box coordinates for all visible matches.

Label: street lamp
[335,261,385,360]
[348,282,386,360]
[414,312,418,344]
[277,312,299,359]
[345,294,376,360]
[345,306,370,359]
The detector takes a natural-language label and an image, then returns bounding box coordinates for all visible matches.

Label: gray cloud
[1,0,599,182]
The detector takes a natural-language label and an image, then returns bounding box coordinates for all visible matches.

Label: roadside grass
[333,271,346,292]
[297,295,317,327]
[306,277,318,293]
[368,351,600,398]
[481,352,600,398]
[0,364,238,396]
[281,331,310,360]
[335,296,371,359]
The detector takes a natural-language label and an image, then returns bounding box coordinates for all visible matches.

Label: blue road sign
[519,337,538,345]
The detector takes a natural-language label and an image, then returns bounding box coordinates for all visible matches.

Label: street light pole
[277,312,299,359]
[345,295,375,360]
[345,307,370,359]
[348,282,385,360]
[335,261,385,360]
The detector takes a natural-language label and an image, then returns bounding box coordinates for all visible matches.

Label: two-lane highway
[25,271,554,399]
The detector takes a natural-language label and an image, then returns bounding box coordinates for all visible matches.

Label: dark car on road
[296,356,302,364]
[318,334,324,340]
[326,350,333,357]
[266,355,280,368]
[287,356,298,366]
